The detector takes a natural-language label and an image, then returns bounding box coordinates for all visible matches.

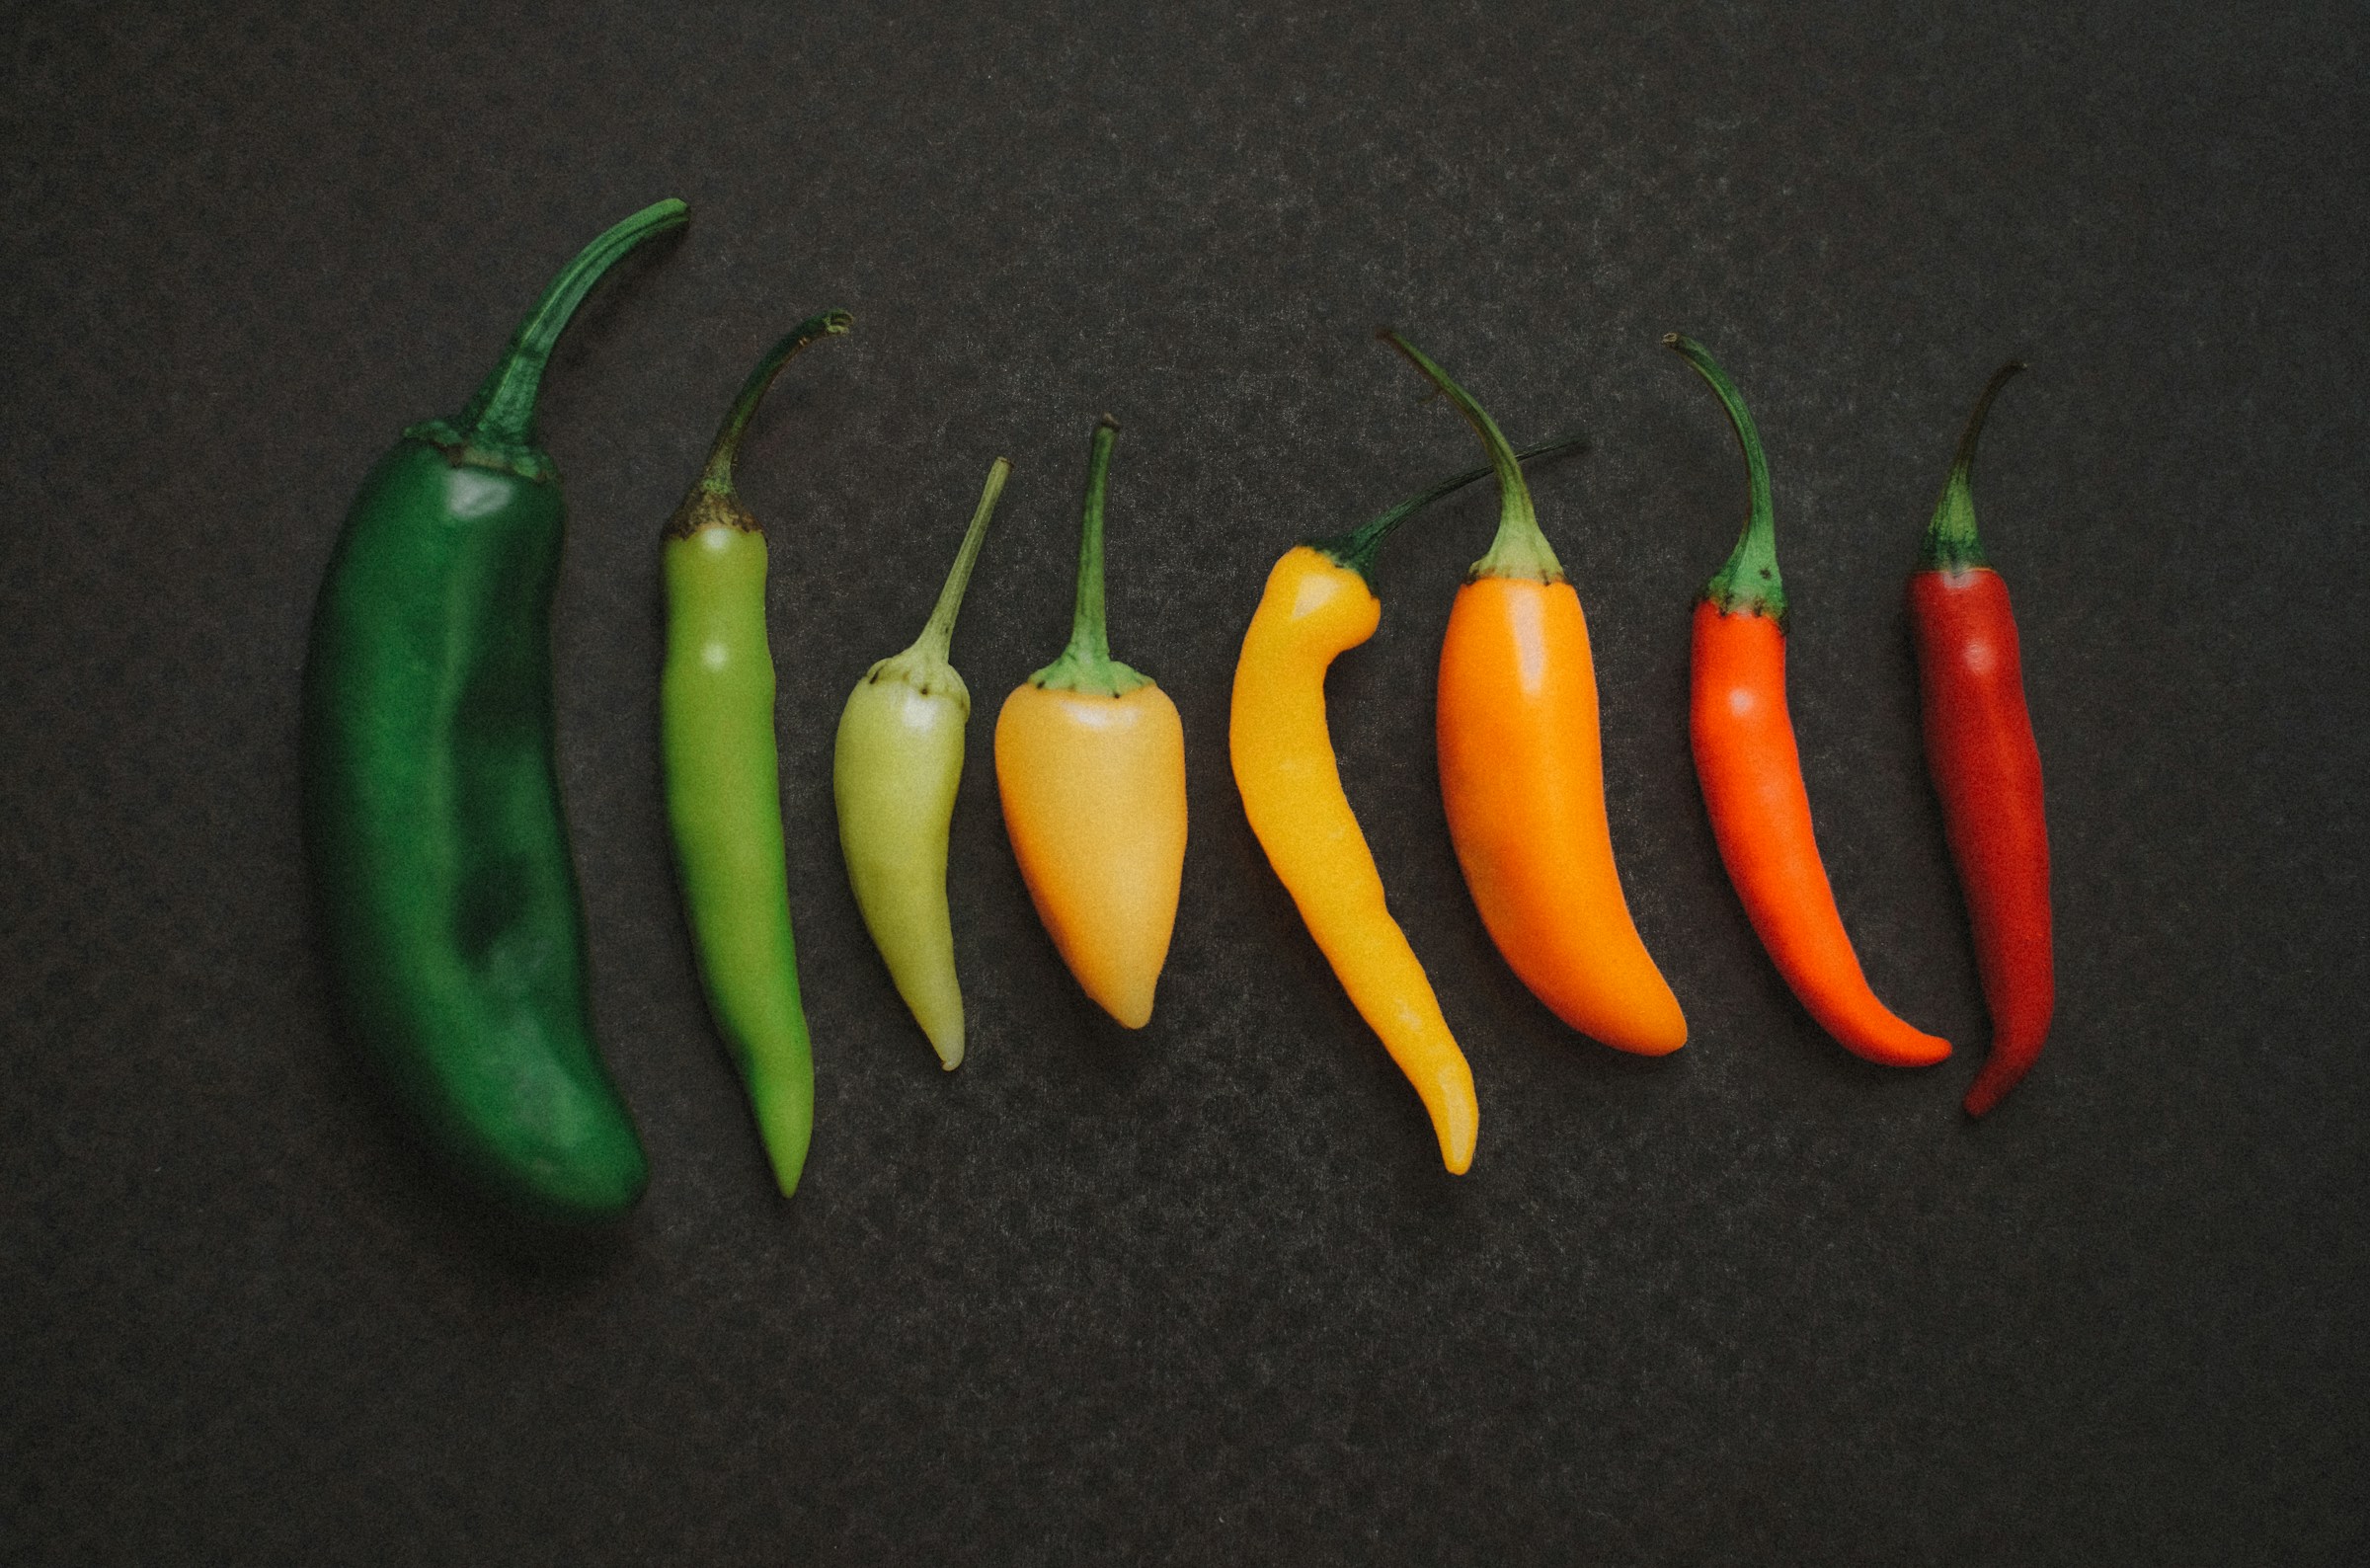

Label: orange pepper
[1382,333,1687,1055]
[994,417,1186,1029]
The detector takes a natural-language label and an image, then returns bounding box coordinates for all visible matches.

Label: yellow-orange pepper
[1227,436,1581,1173]
[995,417,1186,1029]
[1384,333,1686,1056]
[1232,549,1475,1172]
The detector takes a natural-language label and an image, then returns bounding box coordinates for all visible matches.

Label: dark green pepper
[301,199,686,1221]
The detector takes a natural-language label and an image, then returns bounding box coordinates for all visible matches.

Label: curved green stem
[912,457,1010,662]
[1032,416,1148,695]
[697,311,855,500]
[421,199,689,474]
[1921,360,2025,574]
[1378,330,1563,583]
[1665,334,1784,624]
[666,312,853,538]
[1314,432,1590,587]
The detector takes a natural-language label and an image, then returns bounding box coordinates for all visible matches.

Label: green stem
[1665,333,1784,624]
[1921,360,2025,574]
[1314,432,1590,587]
[666,312,853,538]
[912,457,1010,662]
[696,312,856,499]
[1378,330,1563,583]
[421,199,689,474]
[1068,417,1118,666]
[1031,416,1148,695]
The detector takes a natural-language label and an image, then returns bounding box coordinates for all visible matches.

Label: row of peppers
[302,201,2053,1221]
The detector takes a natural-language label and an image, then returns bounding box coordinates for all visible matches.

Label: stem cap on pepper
[1665,333,1786,627]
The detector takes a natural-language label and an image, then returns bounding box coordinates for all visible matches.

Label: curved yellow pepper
[1231,546,1476,1172]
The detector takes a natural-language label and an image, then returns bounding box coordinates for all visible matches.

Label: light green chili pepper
[661,311,850,1197]
[832,458,1010,1069]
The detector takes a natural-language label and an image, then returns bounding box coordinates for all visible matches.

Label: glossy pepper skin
[996,417,1186,1029]
[662,313,850,1198]
[1383,333,1687,1056]
[1910,362,2053,1116]
[834,458,1009,1068]
[1667,334,1949,1069]
[1229,436,1582,1174]
[301,199,685,1221]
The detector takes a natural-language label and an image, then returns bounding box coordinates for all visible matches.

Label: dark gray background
[4,1,2364,1562]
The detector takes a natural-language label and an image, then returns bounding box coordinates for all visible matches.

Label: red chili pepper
[1668,334,1950,1069]
[1910,361,2054,1116]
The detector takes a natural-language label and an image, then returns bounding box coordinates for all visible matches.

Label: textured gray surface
[3,1,2365,1562]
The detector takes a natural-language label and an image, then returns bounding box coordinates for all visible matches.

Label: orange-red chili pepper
[1910,362,2054,1115]
[1381,333,1686,1055]
[1667,334,1948,1069]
